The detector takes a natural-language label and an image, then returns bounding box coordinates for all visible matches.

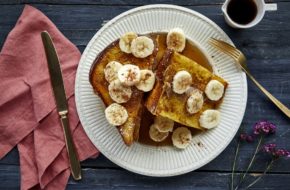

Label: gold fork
[209,38,290,118]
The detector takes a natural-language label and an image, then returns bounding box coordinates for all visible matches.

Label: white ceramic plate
[75,4,247,177]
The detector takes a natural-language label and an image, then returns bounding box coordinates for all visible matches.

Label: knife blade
[41,31,82,180]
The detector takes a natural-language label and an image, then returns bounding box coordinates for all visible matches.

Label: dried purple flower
[240,133,247,141]
[274,149,290,158]
[246,135,254,143]
[262,144,290,159]
[262,143,276,153]
[253,120,276,135]
[239,133,255,143]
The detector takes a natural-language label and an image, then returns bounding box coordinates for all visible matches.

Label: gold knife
[41,31,82,180]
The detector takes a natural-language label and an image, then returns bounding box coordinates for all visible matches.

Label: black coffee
[227,0,258,25]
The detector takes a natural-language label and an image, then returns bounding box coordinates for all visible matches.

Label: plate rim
[75,4,248,177]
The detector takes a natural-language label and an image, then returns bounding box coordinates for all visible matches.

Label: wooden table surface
[1,0,290,189]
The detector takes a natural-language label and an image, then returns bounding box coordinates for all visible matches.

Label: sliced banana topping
[186,89,204,114]
[166,28,186,52]
[105,103,128,126]
[130,36,154,58]
[135,70,156,92]
[119,32,138,54]
[154,116,174,132]
[172,127,192,149]
[149,124,169,142]
[205,80,225,101]
[118,64,141,86]
[199,109,221,129]
[108,79,132,103]
[104,61,123,83]
[172,70,192,94]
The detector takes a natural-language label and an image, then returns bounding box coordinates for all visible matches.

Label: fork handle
[242,68,290,118]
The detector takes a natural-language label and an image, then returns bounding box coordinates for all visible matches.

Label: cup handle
[265,3,277,11]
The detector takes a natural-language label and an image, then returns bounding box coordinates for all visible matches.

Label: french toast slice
[89,37,157,146]
[145,50,228,130]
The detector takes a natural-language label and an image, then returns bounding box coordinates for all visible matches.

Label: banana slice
[154,116,174,132]
[186,89,204,114]
[104,61,123,83]
[172,127,192,149]
[199,109,221,129]
[172,70,192,94]
[205,80,225,101]
[166,28,186,52]
[119,32,138,54]
[118,64,141,86]
[108,79,132,103]
[149,124,169,142]
[105,103,128,126]
[135,70,156,92]
[130,36,154,58]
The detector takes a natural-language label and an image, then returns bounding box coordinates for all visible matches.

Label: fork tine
[211,40,240,58]
[209,38,241,57]
[209,38,250,72]
[210,38,241,53]
[209,39,240,59]
[226,48,241,58]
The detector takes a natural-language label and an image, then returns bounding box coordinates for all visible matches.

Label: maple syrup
[227,0,258,25]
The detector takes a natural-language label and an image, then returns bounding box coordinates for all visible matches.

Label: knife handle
[59,111,82,180]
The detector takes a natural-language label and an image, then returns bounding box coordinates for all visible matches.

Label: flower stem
[245,159,276,189]
[231,140,240,190]
[234,135,264,190]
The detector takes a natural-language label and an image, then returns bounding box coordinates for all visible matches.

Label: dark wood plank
[1,165,290,190]
[0,0,20,4]
[0,3,290,174]
[66,169,290,190]
[1,3,290,58]
[0,0,285,5]
[0,0,239,5]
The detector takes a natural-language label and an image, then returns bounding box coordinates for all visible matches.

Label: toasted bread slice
[89,37,157,146]
[145,50,228,130]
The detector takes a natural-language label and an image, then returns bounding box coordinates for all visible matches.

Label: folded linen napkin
[0,5,99,190]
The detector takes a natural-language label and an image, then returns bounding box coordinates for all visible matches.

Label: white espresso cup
[222,0,277,29]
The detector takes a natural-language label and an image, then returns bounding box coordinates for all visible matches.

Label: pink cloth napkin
[0,5,99,190]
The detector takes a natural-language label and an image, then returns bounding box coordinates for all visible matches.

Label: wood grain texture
[1,4,290,57]
[0,0,285,5]
[0,1,290,190]
[1,165,290,190]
